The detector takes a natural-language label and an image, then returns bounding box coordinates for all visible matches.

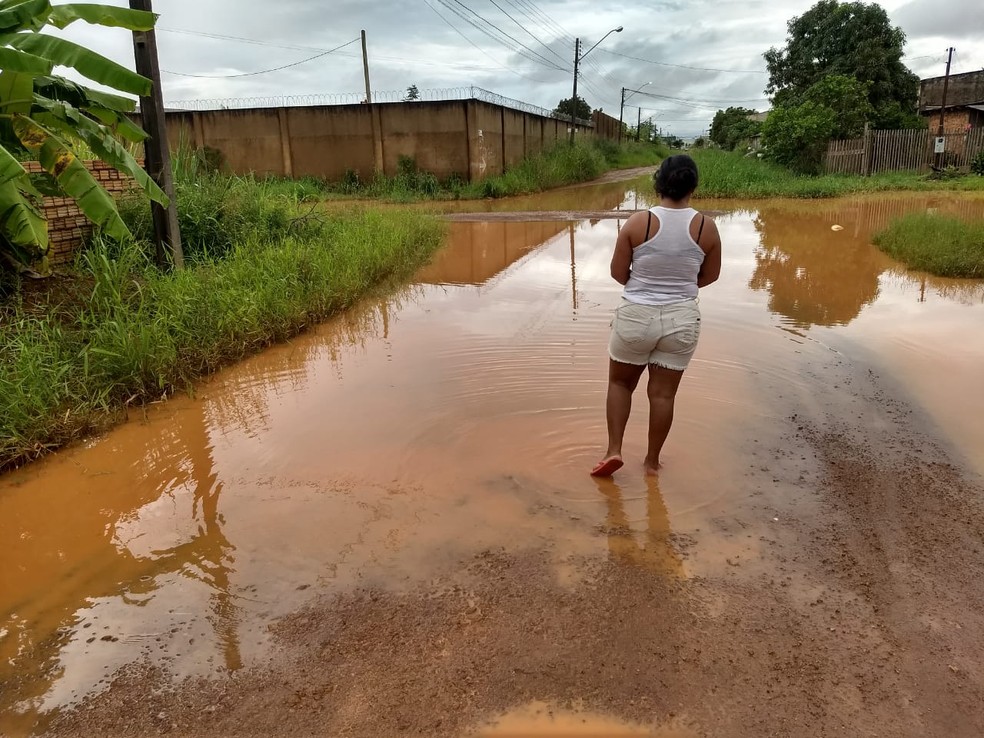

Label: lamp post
[570,26,623,143]
[619,82,651,143]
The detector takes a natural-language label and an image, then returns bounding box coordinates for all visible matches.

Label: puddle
[2,181,983,734]
[474,701,697,737]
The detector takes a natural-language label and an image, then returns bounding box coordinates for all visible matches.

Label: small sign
[934,136,946,154]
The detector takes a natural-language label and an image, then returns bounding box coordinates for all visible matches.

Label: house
[918,70,984,132]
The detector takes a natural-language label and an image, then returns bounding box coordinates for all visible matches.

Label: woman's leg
[644,364,684,474]
[602,359,646,462]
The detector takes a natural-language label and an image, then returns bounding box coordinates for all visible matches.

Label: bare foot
[643,459,661,476]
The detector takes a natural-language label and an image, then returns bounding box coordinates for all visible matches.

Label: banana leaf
[34,74,136,112]
[83,105,147,143]
[13,114,129,240]
[0,68,33,115]
[0,177,48,265]
[46,3,156,31]
[0,44,52,73]
[7,33,151,96]
[34,99,165,204]
[0,0,51,34]
[0,142,27,186]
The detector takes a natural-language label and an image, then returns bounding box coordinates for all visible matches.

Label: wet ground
[3,176,984,737]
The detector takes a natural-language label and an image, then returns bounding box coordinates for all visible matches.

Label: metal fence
[165,86,593,126]
[825,128,984,175]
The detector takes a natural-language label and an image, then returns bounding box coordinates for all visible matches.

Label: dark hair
[655,154,699,201]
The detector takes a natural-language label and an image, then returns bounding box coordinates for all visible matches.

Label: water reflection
[748,195,984,328]
[595,478,683,577]
[748,207,885,327]
[0,397,241,731]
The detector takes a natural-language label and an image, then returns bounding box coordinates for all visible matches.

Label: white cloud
[46,0,984,137]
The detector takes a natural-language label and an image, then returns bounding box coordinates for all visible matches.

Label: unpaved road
[42,346,984,737]
[6,189,984,737]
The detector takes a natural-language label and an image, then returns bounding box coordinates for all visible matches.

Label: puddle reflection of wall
[748,196,984,328]
[0,398,240,729]
[417,221,574,286]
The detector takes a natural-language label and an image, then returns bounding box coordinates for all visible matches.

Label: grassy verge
[873,213,984,278]
[690,149,984,199]
[268,140,667,203]
[1,162,444,471]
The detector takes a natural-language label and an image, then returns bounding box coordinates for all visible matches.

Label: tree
[764,0,920,129]
[404,84,420,101]
[552,95,591,121]
[761,75,873,173]
[709,107,762,150]
[0,1,167,275]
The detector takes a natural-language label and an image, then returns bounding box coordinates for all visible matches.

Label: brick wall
[22,160,138,265]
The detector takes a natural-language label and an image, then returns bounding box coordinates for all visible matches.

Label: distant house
[918,70,984,132]
[747,110,769,150]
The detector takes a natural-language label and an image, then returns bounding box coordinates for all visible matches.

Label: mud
[3,182,984,737]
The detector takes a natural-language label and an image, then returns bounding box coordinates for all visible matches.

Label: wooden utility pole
[618,87,625,144]
[935,46,955,169]
[569,38,580,144]
[129,0,183,270]
[636,107,642,142]
[361,30,372,103]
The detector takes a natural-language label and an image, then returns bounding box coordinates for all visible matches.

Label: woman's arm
[610,216,639,285]
[696,218,722,288]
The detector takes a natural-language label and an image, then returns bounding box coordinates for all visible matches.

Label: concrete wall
[152,97,609,183]
[919,71,984,109]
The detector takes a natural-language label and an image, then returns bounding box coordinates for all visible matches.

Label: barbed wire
[164,86,593,125]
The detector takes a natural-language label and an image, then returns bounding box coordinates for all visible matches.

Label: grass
[0,157,445,471]
[689,148,984,199]
[317,139,668,202]
[873,213,984,278]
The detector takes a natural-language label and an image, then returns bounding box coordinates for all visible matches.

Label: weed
[689,148,984,199]
[873,213,984,278]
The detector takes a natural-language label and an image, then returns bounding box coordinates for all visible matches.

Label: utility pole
[636,107,641,142]
[618,87,625,144]
[129,0,183,270]
[570,37,580,144]
[934,47,955,169]
[361,30,372,103]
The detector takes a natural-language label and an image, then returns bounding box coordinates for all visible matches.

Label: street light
[619,82,651,143]
[570,26,623,143]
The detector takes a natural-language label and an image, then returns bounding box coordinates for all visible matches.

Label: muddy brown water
[3,178,984,736]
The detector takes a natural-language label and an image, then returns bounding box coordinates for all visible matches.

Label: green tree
[709,107,762,150]
[552,95,591,121]
[762,75,872,173]
[0,1,167,274]
[764,0,919,129]
[404,84,420,101]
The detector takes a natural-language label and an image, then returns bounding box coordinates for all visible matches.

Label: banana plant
[0,0,167,275]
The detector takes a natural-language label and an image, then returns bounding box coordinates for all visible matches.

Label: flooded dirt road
[3,180,984,737]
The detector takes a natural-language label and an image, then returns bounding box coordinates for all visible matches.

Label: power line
[162,38,359,78]
[488,0,570,67]
[435,0,568,71]
[423,0,563,84]
[597,48,768,74]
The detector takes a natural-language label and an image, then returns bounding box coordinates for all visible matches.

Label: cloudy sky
[61,0,983,137]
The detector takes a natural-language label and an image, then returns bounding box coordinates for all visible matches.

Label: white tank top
[623,206,705,305]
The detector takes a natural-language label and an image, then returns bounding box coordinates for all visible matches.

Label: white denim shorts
[608,298,701,371]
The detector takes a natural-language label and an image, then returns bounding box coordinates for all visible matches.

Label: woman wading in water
[591,155,721,477]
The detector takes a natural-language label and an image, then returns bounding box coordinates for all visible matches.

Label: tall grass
[1,169,444,470]
[326,140,668,202]
[873,213,984,278]
[690,149,984,199]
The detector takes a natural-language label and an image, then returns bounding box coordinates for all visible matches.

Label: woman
[591,154,721,477]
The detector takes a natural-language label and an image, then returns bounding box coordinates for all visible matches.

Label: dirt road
[5,185,984,737]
